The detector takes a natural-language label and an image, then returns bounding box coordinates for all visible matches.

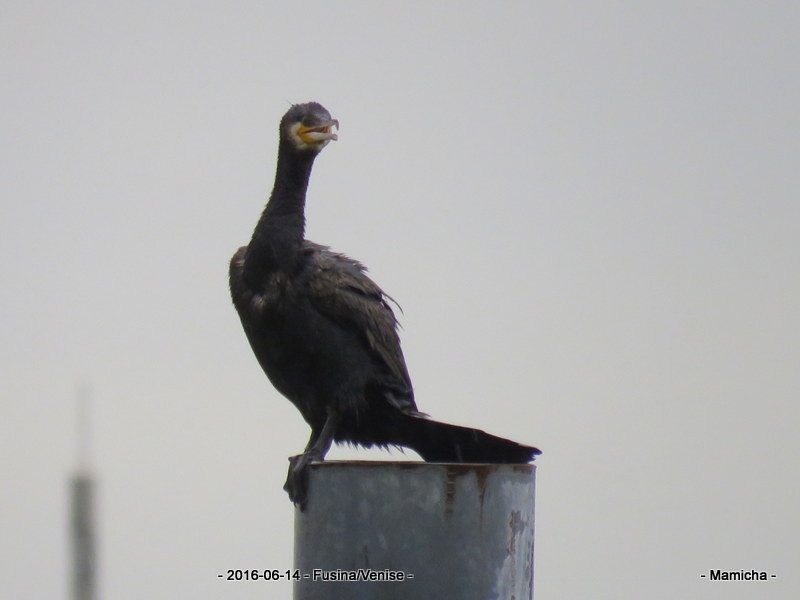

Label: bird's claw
[283,452,318,510]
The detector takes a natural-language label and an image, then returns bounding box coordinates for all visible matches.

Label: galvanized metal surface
[294,461,536,600]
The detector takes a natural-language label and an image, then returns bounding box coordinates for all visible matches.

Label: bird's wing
[302,242,416,410]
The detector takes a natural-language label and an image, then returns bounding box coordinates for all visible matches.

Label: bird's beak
[298,119,339,144]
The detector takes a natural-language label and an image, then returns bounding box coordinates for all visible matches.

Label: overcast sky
[2,2,798,599]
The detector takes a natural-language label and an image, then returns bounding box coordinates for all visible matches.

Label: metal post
[70,473,96,600]
[293,461,536,600]
[70,386,96,600]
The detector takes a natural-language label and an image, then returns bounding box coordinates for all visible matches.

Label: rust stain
[361,544,370,568]
[436,464,536,521]
[444,465,457,517]
[507,509,525,556]
[442,464,493,519]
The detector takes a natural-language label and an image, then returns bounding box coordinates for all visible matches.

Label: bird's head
[281,102,339,153]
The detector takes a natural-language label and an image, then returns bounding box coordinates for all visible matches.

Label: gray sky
[2,2,798,599]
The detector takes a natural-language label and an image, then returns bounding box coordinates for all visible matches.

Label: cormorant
[229,102,540,507]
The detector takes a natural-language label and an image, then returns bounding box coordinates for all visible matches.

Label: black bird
[229,102,540,507]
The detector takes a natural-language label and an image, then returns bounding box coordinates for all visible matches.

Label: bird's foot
[283,451,320,510]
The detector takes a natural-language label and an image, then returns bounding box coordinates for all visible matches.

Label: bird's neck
[246,146,316,277]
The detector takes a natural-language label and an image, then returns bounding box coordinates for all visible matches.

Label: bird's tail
[393,414,540,464]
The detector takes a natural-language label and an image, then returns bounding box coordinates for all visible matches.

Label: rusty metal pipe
[293,461,537,599]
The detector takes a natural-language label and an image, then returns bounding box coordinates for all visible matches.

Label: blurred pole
[294,461,536,600]
[70,474,95,600]
[70,385,96,600]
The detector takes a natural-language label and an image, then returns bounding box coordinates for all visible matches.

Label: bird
[229,102,540,508]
